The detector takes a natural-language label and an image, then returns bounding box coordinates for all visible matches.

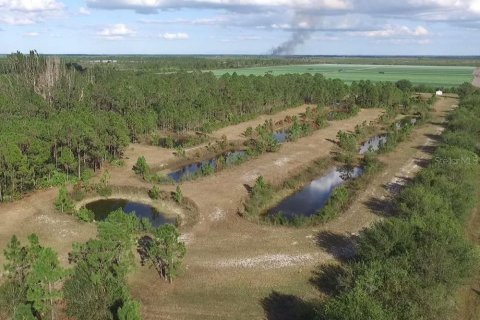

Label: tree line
[0,51,419,200]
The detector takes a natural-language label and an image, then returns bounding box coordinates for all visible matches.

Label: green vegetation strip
[209,64,475,87]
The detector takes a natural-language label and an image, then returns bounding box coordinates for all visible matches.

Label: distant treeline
[0,51,474,200]
[2,55,477,73]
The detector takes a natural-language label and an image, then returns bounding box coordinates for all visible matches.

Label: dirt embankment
[472,68,480,88]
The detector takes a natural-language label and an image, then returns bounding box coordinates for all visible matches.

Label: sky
[0,0,479,55]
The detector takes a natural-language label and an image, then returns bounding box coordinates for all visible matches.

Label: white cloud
[0,15,36,25]
[98,24,136,40]
[139,16,228,25]
[0,0,64,12]
[23,31,40,36]
[87,0,351,13]
[0,0,64,27]
[79,7,91,15]
[160,32,189,40]
[358,25,430,38]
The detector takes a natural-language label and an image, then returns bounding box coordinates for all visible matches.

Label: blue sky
[1,0,479,55]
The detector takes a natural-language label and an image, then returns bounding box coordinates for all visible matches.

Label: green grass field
[209,64,475,87]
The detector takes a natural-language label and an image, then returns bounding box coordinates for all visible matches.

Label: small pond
[85,199,173,227]
[168,150,247,182]
[359,135,387,154]
[273,130,289,143]
[269,166,363,219]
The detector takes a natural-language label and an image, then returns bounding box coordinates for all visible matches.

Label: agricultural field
[210,64,475,87]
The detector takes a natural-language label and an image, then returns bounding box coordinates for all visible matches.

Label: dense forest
[0,51,422,201]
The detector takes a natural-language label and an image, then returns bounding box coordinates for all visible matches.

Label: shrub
[76,208,95,222]
[132,156,150,177]
[54,186,74,214]
[148,186,160,199]
[244,126,253,138]
[244,176,274,217]
[200,163,215,176]
[336,131,357,152]
[173,185,183,204]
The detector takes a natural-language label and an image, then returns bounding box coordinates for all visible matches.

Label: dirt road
[472,68,480,88]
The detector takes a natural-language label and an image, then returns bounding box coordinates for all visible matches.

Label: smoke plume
[271,30,313,55]
[270,14,316,55]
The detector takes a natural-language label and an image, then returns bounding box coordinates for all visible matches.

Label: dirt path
[212,104,312,141]
[472,67,480,88]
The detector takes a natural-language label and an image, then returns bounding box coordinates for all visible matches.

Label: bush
[148,185,160,199]
[54,186,74,214]
[76,208,95,222]
[336,131,357,152]
[288,117,313,141]
[244,176,274,217]
[315,186,349,222]
[200,163,215,176]
[173,185,183,204]
[132,156,150,177]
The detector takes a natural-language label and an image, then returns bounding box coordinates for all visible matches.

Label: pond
[168,150,247,182]
[359,135,387,154]
[273,130,289,143]
[268,166,363,219]
[85,199,173,227]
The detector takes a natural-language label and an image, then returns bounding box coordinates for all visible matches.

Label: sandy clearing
[472,67,480,88]
[208,253,317,269]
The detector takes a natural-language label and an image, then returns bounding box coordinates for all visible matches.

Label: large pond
[268,166,363,219]
[168,150,247,182]
[359,135,387,154]
[85,199,173,227]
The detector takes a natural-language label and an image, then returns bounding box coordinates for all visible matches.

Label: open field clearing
[209,64,475,87]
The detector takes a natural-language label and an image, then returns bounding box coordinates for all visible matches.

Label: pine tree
[54,186,74,213]
[26,248,65,320]
[146,224,186,282]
